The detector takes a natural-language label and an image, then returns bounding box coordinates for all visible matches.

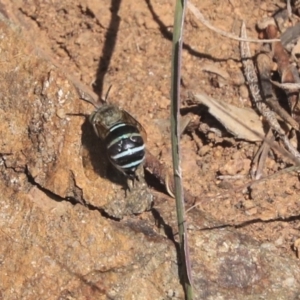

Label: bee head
[89,104,123,139]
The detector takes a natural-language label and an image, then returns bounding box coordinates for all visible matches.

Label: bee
[80,86,147,180]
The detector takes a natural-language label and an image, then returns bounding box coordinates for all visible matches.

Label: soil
[1,0,300,292]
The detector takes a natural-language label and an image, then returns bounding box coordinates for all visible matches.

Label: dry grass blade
[187,2,280,43]
[287,0,292,18]
[270,80,300,90]
[265,97,300,131]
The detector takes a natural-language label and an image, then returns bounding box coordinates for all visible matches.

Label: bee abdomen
[105,123,145,177]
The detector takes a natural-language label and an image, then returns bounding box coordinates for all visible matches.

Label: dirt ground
[2,0,300,278]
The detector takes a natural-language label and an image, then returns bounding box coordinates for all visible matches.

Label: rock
[0,13,152,218]
[0,10,300,300]
[155,201,300,299]
[0,186,182,299]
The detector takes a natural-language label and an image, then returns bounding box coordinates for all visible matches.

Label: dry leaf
[193,93,265,142]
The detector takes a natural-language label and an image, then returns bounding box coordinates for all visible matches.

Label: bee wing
[121,110,147,142]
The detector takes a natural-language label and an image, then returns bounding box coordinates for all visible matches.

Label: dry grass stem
[187,2,280,43]
[270,80,300,90]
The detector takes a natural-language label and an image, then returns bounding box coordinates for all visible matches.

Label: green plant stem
[170,0,193,299]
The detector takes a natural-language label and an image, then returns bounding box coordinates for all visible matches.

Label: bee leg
[125,165,144,192]
[133,165,144,185]
[126,177,134,191]
[126,174,139,191]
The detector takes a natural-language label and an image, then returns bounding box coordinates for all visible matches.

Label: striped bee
[81,87,147,179]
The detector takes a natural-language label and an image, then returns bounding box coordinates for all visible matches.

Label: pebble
[229,69,245,86]
[227,59,236,69]
[56,109,66,119]
[239,85,249,99]
[221,43,228,51]
[199,145,211,156]
[245,207,258,216]
[243,199,255,210]
[213,149,222,158]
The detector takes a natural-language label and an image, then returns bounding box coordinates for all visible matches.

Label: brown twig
[144,150,196,206]
[251,128,274,179]
[240,22,300,161]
